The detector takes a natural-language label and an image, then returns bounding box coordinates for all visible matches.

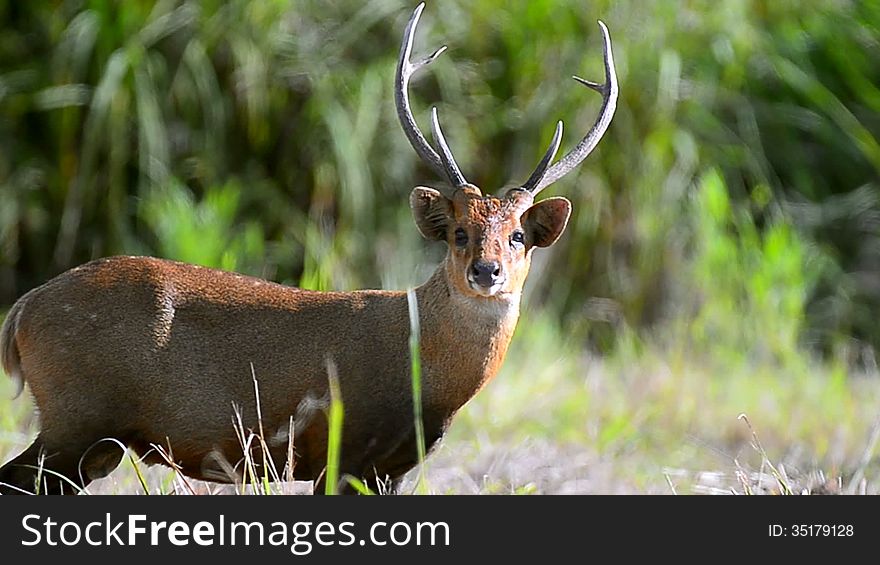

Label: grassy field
[428,317,880,495]
[3,307,879,495]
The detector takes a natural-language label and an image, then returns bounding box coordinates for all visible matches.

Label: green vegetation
[1,0,879,493]
[324,361,344,495]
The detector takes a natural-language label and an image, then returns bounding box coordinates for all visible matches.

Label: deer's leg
[0,432,125,495]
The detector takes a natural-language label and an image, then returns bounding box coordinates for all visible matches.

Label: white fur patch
[154,287,177,348]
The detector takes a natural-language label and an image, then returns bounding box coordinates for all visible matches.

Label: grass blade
[407,288,428,494]
[324,356,343,495]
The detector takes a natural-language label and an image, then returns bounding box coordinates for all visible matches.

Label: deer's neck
[414,264,521,417]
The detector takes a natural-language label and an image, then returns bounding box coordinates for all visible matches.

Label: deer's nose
[470,260,503,288]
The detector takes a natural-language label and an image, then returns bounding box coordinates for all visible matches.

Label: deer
[0,3,617,495]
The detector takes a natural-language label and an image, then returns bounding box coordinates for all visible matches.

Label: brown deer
[0,3,617,495]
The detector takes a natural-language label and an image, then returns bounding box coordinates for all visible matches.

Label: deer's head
[397,3,617,300]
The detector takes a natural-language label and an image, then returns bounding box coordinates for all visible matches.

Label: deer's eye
[510,230,525,247]
[454,228,468,247]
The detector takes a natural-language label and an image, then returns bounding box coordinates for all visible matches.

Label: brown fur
[0,187,570,495]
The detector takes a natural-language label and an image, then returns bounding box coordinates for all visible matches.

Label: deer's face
[397,4,615,300]
[411,185,571,299]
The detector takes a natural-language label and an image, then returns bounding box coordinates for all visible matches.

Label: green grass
[324,359,344,495]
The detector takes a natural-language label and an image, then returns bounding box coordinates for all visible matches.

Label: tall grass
[2,0,879,355]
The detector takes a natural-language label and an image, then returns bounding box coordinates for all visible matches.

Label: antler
[521,121,564,193]
[395,2,469,190]
[430,107,467,187]
[396,5,617,197]
[523,20,618,195]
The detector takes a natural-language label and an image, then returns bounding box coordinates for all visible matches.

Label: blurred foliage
[0,0,878,360]
[140,180,266,273]
[684,169,817,369]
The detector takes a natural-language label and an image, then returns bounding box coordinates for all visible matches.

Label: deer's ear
[522,197,572,248]
[410,187,453,241]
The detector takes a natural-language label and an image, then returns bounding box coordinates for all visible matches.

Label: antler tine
[396,2,467,190]
[528,20,618,195]
[521,121,563,193]
[430,107,468,187]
